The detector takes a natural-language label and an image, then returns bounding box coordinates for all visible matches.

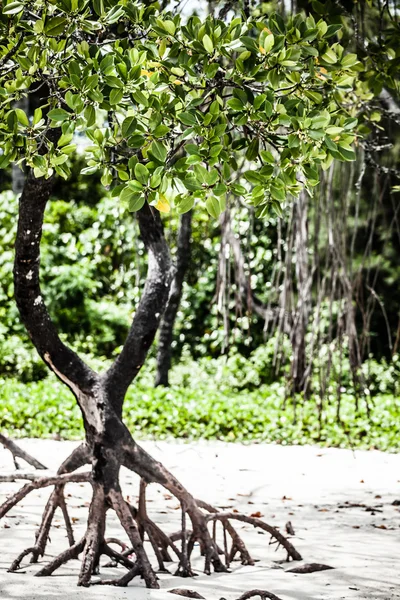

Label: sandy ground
[0,439,399,600]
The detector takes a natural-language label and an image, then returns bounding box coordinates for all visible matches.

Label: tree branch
[13,172,98,396]
[104,203,173,410]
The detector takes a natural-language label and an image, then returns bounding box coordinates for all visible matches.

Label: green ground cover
[1,356,398,452]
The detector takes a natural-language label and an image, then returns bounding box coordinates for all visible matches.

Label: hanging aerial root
[205,512,302,562]
[0,433,47,470]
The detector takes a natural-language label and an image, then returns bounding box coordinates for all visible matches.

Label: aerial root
[0,471,90,520]
[0,433,47,471]
[108,487,160,588]
[2,439,301,588]
[3,443,92,572]
[205,512,302,562]
[36,538,86,577]
[196,499,255,567]
[8,485,76,571]
[236,591,284,600]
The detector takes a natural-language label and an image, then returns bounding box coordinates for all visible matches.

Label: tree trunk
[155,210,193,387]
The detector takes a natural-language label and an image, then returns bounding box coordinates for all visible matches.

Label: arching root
[196,499,255,566]
[2,444,90,570]
[0,433,47,470]
[236,591,283,600]
[205,512,302,562]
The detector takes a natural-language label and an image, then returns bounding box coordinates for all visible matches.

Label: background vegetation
[1,0,400,450]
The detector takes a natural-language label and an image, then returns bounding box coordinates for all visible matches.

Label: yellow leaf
[141,69,154,78]
[173,79,183,85]
[259,45,266,55]
[155,194,170,213]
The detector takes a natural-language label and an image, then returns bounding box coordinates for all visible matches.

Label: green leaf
[263,33,275,53]
[231,183,247,195]
[128,195,145,212]
[324,24,342,38]
[338,146,356,161]
[203,34,214,53]
[179,112,197,126]
[177,195,195,214]
[206,196,221,218]
[153,125,170,138]
[326,126,343,136]
[148,141,167,164]
[48,108,70,122]
[270,182,286,201]
[321,48,337,64]
[109,88,123,105]
[15,108,29,127]
[150,168,163,188]
[122,116,137,138]
[206,169,219,186]
[246,139,259,161]
[84,105,96,127]
[2,1,24,15]
[134,163,149,184]
[341,53,358,68]
[162,20,176,36]
[260,150,275,164]
[193,164,209,185]
[45,17,68,37]
[33,108,43,126]
[244,170,263,184]
[227,98,244,111]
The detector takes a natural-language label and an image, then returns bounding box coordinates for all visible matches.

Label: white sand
[0,439,399,600]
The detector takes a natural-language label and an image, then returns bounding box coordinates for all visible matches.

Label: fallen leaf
[250,511,263,518]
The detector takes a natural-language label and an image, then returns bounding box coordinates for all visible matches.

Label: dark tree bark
[155,210,193,387]
[2,172,301,587]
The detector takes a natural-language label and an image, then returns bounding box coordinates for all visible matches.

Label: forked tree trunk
[10,172,225,584]
[155,210,193,387]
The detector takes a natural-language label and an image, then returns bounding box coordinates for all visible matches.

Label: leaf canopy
[0,0,362,217]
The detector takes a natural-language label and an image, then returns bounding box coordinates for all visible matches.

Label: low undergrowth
[0,356,399,451]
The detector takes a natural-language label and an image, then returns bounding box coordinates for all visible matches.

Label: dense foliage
[1,1,360,217]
